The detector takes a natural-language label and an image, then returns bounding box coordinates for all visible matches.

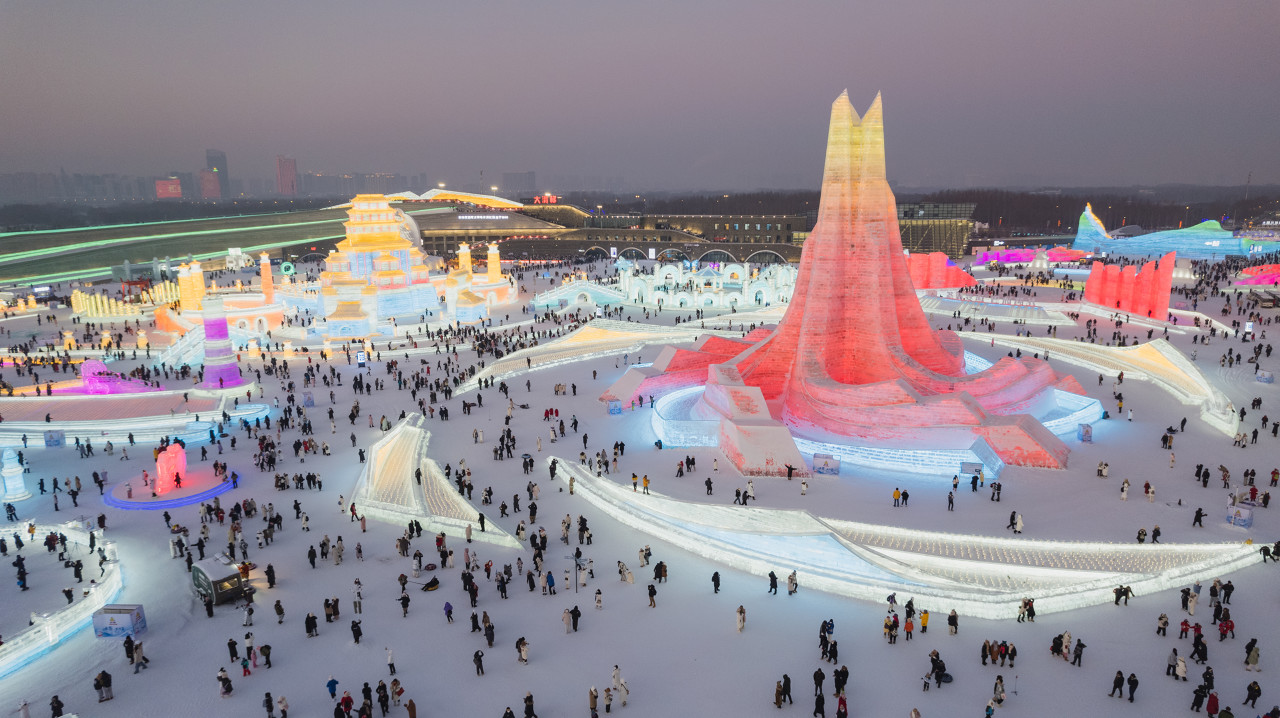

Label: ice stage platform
[647,351,1105,479]
[554,457,1257,620]
[102,465,236,510]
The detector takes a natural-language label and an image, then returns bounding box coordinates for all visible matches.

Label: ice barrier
[553,457,1260,619]
[0,521,122,678]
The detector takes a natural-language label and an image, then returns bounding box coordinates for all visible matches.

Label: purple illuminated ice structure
[199,296,245,389]
[79,360,159,395]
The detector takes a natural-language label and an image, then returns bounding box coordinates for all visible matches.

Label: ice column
[199,296,244,388]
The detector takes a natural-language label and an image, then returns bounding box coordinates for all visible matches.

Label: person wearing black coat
[813,692,825,717]
[781,674,792,704]
[1072,641,1086,667]
[1126,673,1139,702]
[1109,671,1125,698]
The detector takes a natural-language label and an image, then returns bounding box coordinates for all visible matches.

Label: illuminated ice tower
[611,91,1090,475]
[260,253,275,305]
[457,243,473,273]
[487,243,502,284]
[199,296,244,389]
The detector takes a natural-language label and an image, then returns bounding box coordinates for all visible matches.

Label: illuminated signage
[155,178,182,199]
[530,195,560,204]
[458,215,509,220]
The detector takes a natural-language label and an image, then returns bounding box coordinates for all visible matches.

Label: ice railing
[0,522,122,678]
[455,319,730,395]
[966,333,1236,436]
[0,394,269,449]
[554,456,1260,619]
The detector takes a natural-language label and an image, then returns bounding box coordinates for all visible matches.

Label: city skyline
[2,1,1279,191]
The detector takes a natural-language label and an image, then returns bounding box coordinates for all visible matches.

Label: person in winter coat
[96,670,113,701]
[1245,643,1261,670]
[351,619,363,644]
[774,681,784,708]
[1109,671,1125,698]
[276,695,289,718]
[517,637,530,664]
[737,605,747,632]
[1206,690,1219,716]
[947,610,958,634]
[1245,681,1262,708]
[1191,684,1207,712]
[1126,673,1139,702]
[264,692,275,718]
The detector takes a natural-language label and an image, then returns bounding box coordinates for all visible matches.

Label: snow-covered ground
[1,268,1278,718]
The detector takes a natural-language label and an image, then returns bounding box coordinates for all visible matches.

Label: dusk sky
[3,0,1278,191]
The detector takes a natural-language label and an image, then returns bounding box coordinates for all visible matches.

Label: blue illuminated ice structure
[531,280,627,310]
[1072,203,1247,260]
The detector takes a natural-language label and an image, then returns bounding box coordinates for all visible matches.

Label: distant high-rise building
[502,171,535,197]
[169,171,195,199]
[206,149,229,198]
[198,169,221,200]
[276,155,298,196]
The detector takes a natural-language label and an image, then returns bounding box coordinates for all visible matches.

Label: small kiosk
[93,604,147,638]
[191,557,249,604]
